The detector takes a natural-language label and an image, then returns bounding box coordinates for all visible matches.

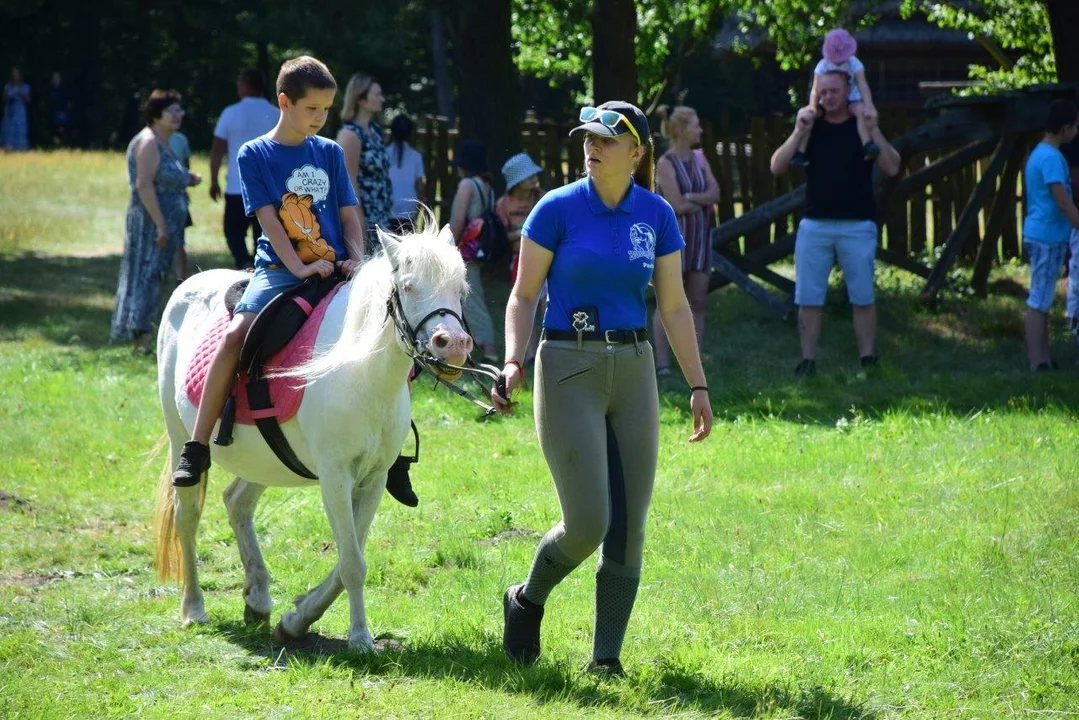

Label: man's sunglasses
[579,107,642,146]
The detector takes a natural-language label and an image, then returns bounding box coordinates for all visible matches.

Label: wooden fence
[409,112,581,222]
[406,109,1030,265]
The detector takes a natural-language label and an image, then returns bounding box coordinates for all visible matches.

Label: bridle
[385,284,502,417]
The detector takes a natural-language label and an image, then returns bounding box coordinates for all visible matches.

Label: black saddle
[239,275,341,376]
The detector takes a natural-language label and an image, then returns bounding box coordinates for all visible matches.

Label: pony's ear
[379,227,402,269]
[438,224,455,247]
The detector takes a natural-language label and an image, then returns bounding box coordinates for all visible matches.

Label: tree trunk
[591,0,638,104]
[429,5,455,123]
[1046,0,1079,83]
[257,40,271,99]
[449,0,520,186]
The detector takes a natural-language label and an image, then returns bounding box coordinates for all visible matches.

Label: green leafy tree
[900,0,1055,90]
[512,0,729,106]
[729,0,1076,92]
[0,0,434,148]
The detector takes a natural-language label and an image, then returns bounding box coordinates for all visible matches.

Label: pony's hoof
[244,604,271,626]
[373,636,406,653]
[347,628,376,653]
[181,612,209,628]
[274,620,304,644]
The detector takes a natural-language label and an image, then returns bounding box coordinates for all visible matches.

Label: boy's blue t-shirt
[238,134,359,268]
[522,177,684,332]
[1023,142,1072,244]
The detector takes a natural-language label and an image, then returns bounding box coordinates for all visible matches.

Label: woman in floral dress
[336,73,393,253]
[111,90,198,353]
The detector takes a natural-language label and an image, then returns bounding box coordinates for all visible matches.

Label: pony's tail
[153,435,206,582]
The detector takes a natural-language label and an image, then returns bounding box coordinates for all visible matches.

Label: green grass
[1,151,1079,718]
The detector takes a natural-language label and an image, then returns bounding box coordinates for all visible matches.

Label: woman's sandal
[133,332,155,357]
[655,366,672,378]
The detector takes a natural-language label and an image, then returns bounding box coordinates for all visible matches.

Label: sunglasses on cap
[579,106,642,146]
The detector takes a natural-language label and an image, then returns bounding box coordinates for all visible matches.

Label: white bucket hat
[501,153,543,192]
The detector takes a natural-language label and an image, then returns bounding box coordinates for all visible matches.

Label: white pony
[154,226,473,651]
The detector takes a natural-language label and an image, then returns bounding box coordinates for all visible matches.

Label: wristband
[504,360,523,375]
[690,386,708,394]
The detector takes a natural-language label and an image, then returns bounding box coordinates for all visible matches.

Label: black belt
[543,328,647,343]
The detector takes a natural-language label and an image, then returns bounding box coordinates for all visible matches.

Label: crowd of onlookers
[1,67,76,150]
[10,48,1079,378]
[104,65,576,363]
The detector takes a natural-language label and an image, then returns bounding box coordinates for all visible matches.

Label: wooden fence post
[972,142,1028,294]
[715,137,736,224]
[541,119,562,187]
[909,154,927,257]
[431,117,452,224]
[922,134,1017,305]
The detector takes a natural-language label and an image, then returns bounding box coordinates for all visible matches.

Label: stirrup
[386,455,419,507]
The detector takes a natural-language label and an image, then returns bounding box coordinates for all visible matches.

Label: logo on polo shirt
[572,311,596,332]
[628,223,656,266]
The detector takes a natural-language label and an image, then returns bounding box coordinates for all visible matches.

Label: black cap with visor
[569,100,649,147]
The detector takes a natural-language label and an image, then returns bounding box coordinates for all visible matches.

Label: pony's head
[279,214,474,387]
[379,223,473,380]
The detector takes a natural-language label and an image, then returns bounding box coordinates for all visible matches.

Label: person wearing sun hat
[448,138,498,362]
[497,152,545,282]
[497,152,547,362]
[492,99,713,676]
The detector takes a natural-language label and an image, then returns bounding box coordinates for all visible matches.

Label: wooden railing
[405,106,1030,266]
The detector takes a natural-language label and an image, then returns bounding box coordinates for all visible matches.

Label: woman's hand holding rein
[492,359,523,412]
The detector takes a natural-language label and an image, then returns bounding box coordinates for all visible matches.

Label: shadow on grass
[655,279,1079,426]
[5,251,1079,426]
[214,620,876,718]
[0,250,233,347]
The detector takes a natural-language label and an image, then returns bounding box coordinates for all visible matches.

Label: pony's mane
[279,222,467,384]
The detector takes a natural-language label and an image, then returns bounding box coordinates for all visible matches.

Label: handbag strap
[469,177,494,213]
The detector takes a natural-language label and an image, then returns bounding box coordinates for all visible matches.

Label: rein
[385,286,501,417]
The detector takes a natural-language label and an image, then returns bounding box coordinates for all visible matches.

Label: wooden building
[712,0,1003,111]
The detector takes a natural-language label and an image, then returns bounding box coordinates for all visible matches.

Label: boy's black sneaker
[503,584,543,665]
[172,441,210,487]
[790,151,810,168]
[386,455,419,507]
[860,355,880,370]
[794,358,817,377]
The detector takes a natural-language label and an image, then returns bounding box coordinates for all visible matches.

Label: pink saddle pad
[183,285,342,425]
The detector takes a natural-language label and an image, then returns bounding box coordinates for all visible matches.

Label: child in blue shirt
[172,56,364,485]
[1022,100,1079,372]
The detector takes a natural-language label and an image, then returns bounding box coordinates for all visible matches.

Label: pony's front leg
[276,478,382,644]
[282,470,376,651]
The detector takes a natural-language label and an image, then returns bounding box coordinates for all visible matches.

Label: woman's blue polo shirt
[522,177,684,332]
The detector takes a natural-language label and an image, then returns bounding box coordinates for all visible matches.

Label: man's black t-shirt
[804,115,875,220]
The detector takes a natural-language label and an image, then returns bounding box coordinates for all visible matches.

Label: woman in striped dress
[652,106,720,375]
